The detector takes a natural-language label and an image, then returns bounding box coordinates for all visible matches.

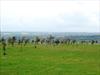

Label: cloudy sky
[0,0,100,32]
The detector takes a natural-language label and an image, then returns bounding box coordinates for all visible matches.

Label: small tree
[7,37,12,45]
[54,39,60,45]
[1,37,7,55]
[35,36,40,44]
[24,39,29,46]
[47,35,54,44]
[91,40,95,45]
[11,36,16,46]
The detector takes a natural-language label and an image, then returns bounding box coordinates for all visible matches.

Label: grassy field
[0,44,100,75]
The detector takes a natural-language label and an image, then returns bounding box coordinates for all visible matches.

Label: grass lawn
[0,44,100,75]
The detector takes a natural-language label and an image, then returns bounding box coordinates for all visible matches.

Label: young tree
[11,36,16,46]
[24,39,29,46]
[47,35,54,44]
[35,36,40,44]
[7,37,12,45]
[91,40,95,45]
[54,39,60,45]
[1,37,7,55]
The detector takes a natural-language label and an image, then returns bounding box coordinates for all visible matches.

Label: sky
[0,0,100,32]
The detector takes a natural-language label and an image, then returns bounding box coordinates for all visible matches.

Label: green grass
[0,44,100,75]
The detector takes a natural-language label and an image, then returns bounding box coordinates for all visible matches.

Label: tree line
[0,35,99,55]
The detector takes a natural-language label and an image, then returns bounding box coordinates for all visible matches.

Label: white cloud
[0,0,100,32]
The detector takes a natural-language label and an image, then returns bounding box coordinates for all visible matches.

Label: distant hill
[1,32,100,41]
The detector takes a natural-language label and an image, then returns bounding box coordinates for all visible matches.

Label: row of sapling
[7,36,29,46]
[0,35,99,55]
[1,35,99,46]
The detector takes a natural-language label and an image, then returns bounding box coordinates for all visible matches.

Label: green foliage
[0,44,100,75]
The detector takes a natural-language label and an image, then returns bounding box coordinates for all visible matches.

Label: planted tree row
[0,35,99,55]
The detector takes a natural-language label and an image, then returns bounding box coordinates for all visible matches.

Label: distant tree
[2,41,7,55]
[19,36,26,45]
[11,36,16,46]
[0,38,2,43]
[72,40,76,44]
[63,38,71,44]
[31,40,34,44]
[1,37,5,43]
[7,37,12,45]
[70,40,76,44]
[24,39,29,46]
[67,39,71,44]
[22,36,26,42]
[81,40,86,44]
[40,38,45,44]
[95,40,98,44]
[35,36,40,44]
[1,37,7,55]
[47,35,54,44]
[18,39,21,45]
[54,39,60,45]
[91,40,95,45]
